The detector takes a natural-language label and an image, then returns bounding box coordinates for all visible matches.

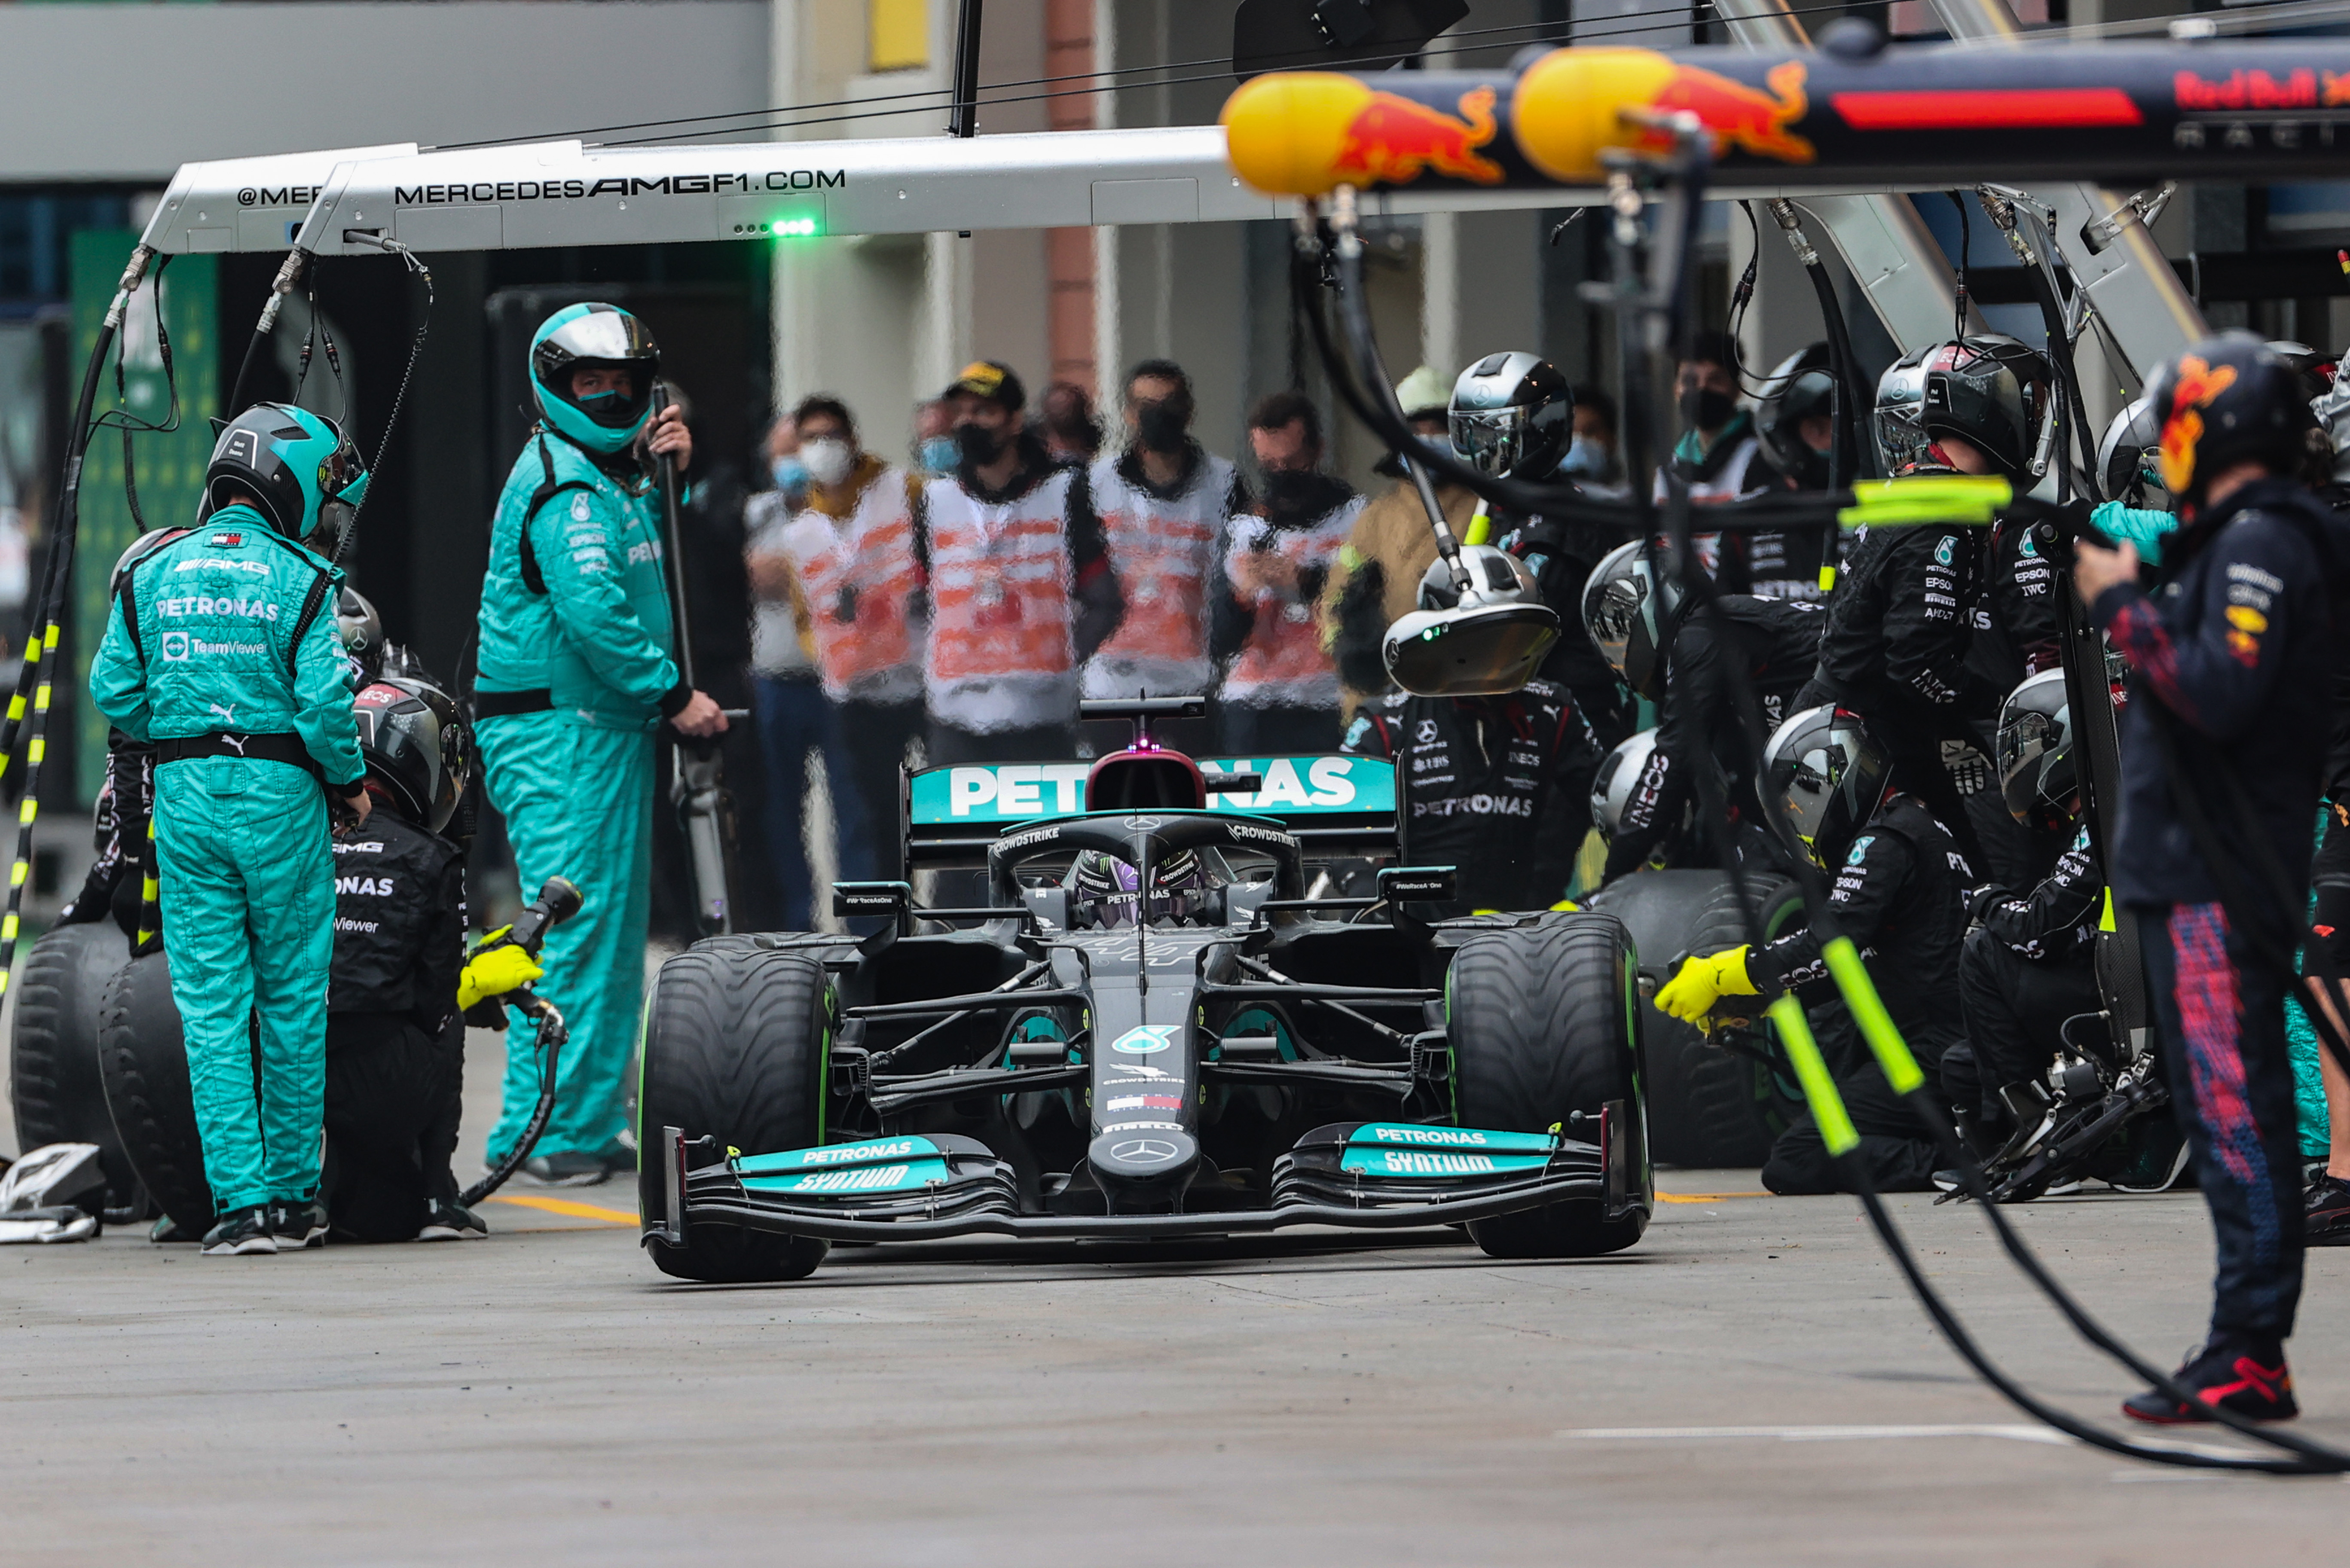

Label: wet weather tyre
[96,952,217,1236]
[1450,914,1652,1258]
[9,921,147,1217]
[1641,876,1803,1169]
[639,946,831,1283]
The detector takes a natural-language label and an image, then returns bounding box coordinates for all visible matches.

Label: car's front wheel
[1449,914,1651,1258]
[639,943,831,1283]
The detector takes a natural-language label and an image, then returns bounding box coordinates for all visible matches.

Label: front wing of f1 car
[645,1108,1641,1246]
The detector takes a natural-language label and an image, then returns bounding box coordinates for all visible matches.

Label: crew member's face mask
[955,421,1002,467]
[771,454,808,493]
[1558,434,1612,479]
[801,438,856,488]
[1134,397,1192,454]
[1688,388,1735,432]
[1261,468,1319,514]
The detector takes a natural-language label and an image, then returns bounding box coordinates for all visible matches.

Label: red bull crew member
[2072,333,2350,1425]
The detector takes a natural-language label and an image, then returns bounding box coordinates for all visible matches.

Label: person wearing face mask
[1320,366,1479,715]
[765,409,810,507]
[918,360,1122,769]
[1655,332,1766,507]
[914,398,958,478]
[746,397,925,922]
[1559,384,1629,500]
[1081,360,1243,750]
[1216,391,1363,754]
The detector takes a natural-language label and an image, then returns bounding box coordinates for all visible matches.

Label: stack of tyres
[1581,869,1803,1168]
[95,952,218,1236]
[9,922,148,1221]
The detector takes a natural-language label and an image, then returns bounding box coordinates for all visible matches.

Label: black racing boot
[268,1198,329,1251]
[2306,1172,2350,1247]
[418,1199,489,1241]
[200,1205,279,1257]
[2122,1338,2299,1425]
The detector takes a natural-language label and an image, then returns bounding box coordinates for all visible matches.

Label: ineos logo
[1109,1139,1180,1165]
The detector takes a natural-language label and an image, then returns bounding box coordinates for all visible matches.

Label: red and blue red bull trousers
[2139,900,2305,1346]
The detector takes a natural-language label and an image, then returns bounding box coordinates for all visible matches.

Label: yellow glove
[1654,946,1757,1024]
[458,934,544,1011]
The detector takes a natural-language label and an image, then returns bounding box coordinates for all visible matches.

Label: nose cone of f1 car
[1087,1126,1201,1209]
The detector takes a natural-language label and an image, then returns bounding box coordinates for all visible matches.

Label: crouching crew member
[322,675,478,1242]
[1937,670,2107,1169]
[2072,333,2350,1425]
[1341,549,1601,916]
[1655,705,1971,1196]
[89,403,372,1256]
[1580,541,1823,885]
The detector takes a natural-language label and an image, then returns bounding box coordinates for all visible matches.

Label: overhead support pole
[1711,0,1981,350]
[949,0,985,138]
[1923,0,2204,389]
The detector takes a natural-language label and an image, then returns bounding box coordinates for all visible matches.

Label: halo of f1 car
[637,697,1650,1281]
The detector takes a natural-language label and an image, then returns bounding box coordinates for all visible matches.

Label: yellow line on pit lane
[1656,1190,1771,1203]
[486,1193,637,1224]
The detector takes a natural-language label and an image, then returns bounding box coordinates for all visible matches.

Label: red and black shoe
[2121,1339,2299,1425]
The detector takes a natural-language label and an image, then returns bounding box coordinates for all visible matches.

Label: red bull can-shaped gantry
[1221,40,2350,196]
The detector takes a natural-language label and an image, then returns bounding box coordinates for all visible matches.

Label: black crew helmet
[1994,668,2075,824]
[203,402,370,550]
[1754,343,1837,490]
[351,675,471,834]
[1581,539,1684,701]
[337,586,385,682]
[2148,331,2322,502]
[1448,351,1573,479]
[1761,704,1891,869]
[1875,334,2050,480]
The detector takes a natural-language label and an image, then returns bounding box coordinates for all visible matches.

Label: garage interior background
[0,0,2344,906]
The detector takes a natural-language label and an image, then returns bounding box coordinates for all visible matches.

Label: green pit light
[770,217,820,238]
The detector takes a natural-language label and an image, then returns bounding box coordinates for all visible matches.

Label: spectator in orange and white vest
[919,360,1122,768]
[1216,390,1364,755]
[768,394,926,887]
[1082,359,1244,752]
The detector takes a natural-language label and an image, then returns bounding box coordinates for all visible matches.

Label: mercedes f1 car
[637,698,1650,1281]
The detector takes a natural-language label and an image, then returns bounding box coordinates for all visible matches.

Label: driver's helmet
[1067,848,1212,928]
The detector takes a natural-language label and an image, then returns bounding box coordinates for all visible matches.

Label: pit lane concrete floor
[5,1028,2348,1566]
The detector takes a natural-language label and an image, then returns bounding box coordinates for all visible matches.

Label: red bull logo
[1641,60,1815,165]
[1330,85,1506,186]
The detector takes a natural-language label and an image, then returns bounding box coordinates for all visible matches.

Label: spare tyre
[10,921,147,1219]
[639,942,831,1283]
[1449,912,1652,1258]
[96,952,217,1236]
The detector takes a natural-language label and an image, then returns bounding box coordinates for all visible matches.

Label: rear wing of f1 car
[900,753,1399,872]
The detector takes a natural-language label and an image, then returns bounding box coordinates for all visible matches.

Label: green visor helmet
[531,302,661,454]
[1761,704,1890,869]
[204,403,370,551]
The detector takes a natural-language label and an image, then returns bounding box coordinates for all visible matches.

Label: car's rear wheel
[1449,914,1651,1258]
[639,943,831,1283]
[10,922,148,1220]
[96,952,217,1237]
[1639,875,1805,1169]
